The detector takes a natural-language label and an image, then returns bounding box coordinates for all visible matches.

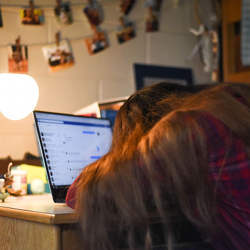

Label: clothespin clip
[56,0,61,8]
[55,0,62,18]
[15,36,21,46]
[55,31,61,47]
[29,0,34,11]
[87,0,94,5]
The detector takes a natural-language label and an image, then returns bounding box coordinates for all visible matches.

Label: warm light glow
[0,74,39,120]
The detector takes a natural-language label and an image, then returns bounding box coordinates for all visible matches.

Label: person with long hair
[135,82,250,249]
[66,82,205,208]
[73,83,217,250]
[76,83,250,250]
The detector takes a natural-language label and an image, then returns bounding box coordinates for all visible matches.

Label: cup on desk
[11,169,27,195]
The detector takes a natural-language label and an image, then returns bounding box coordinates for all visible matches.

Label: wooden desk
[0,194,82,250]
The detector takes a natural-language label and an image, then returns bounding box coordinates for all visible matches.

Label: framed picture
[134,63,194,90]
[0,8,3,27]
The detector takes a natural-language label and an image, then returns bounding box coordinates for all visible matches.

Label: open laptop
[33,110,112,203]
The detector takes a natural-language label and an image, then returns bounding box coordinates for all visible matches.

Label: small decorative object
[120,0,136,15]
[116,16,135,44]
[0,7,3,27]
[4,163,22,196]
[83,0,103,28]
[85,28,108,55]
[0,162,25,202]
[54,0,72,25]
[144,0,162,32]
[20,0,44,25]
[189,25,218,74]
[188,0,220,81]
[8,36,28,73]
[11,169,27,195]
[30,178,45,194]
[42,32,74,72]
[0,179,8,202]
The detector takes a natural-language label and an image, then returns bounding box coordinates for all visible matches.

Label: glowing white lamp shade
[0,74,39,120]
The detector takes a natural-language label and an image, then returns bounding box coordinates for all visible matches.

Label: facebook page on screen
[35,112,112,186]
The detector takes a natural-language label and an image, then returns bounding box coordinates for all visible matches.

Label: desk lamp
[0,73,39,120]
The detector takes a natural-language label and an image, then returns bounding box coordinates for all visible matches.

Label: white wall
[0,0,211,159]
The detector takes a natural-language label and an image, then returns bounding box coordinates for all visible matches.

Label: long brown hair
[138,83,250,247]
[76,83,215,250]
[111,82,202,155]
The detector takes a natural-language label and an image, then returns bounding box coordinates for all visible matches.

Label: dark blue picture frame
[134,63,194,90]
[0,8,3,27]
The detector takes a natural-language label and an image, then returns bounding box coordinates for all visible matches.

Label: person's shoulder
[198,112,230,136]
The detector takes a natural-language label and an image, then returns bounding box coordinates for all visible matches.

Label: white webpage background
[37,115,112,186]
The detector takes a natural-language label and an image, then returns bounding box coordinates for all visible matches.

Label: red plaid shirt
[201,113,250,249]
[66,176,77,209]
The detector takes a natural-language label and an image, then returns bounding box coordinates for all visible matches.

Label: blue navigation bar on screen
[37,119,110,128]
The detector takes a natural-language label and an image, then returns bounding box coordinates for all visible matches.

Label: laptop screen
[34,111,112,187]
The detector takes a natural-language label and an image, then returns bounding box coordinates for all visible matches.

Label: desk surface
[0,194,77,224]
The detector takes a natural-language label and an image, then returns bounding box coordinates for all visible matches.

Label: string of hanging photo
[0,0,220,81]
[0,0,165,73]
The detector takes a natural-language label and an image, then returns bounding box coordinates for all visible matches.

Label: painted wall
[0,0,211,159]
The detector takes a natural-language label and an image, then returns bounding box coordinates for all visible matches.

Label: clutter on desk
[30,178,45,194]
[0,162,17,202]
[0,177,9,202]
[0,153,41,175]
[18,164,50,194]
[0,162,26,198]
[0,154,49,201]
